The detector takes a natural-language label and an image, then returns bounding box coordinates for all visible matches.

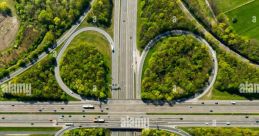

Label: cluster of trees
[60,44,110,99]
[142,129,177,136]
[138,0,197,50]
[182,0,217,28]
[214,49,259,99]
[63,128,109,136]
[142,36,213,101]
[87,0,113,28]
[0,0,91,81]
[0,56,70,101]
[186,127,259,136]
[0,2,11,15]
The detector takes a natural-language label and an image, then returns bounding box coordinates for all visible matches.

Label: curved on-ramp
[137,30,218,102]
[54,27,114,101]
[55,126,191,136]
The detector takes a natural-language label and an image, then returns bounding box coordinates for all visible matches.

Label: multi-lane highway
[112,0,138,100]
[2,100,259,114]
[1,0,259,135]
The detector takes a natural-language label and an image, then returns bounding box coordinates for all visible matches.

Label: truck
[82,104,94,109]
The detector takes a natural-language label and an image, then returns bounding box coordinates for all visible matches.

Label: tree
[0,2,11,15]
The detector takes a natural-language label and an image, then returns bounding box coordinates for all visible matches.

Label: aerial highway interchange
[0,0,259,135]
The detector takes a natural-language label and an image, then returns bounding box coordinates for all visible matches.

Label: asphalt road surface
[112,0,138,100]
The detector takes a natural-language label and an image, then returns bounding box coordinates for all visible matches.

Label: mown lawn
[226,0,259,41]
[213,0,251,13]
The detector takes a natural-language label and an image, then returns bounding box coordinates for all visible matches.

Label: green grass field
[226,0,259,41]
[213,0,251,13]
[203,89,247,100]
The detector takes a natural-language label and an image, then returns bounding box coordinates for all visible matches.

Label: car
[210,110,213,112]
[215,102,218,105]
[231,102,236,105]
[59,116,64,119]
[201,102,205,104]
[1,117,5,120]
[65,123,74,126]
[205,122,209,125]
[226,122,231,125]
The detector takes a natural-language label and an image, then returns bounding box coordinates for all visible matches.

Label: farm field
[226,0,259,41]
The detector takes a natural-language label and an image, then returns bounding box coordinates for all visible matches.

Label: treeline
[63,128,109,136]
[0,56,71,101]
[87,0,113,28]
[185,127,259,136]
[142,129,177,136]
[182,0,259,63]
[138,0,197,50]
[212,14,259,63]
[60,44,110,99]
[142,36,213,101]
[182,0,217,29]
[0,0,90,80]
[214,48,259,99]
[0,2,11,15]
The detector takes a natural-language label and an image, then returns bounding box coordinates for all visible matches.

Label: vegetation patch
[142,129,177,136]
[60,35,111,99]
[0,1,11,15]
[0,56,73,101]
[142,35,213,101]
[87,0,113,28]
[182,127,259,136]
[0,0,90,79]
[182,0,217,28]
[138,0,197,51]
[209,0,251,14]
[211,50,259,100]
[225,0,259,41]
[63,128,110,136]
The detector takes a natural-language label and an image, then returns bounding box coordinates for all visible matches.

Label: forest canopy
[60,44,111,99]
[142,35,213,101]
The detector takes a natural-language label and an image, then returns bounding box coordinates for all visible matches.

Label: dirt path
[0,14,19,51]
